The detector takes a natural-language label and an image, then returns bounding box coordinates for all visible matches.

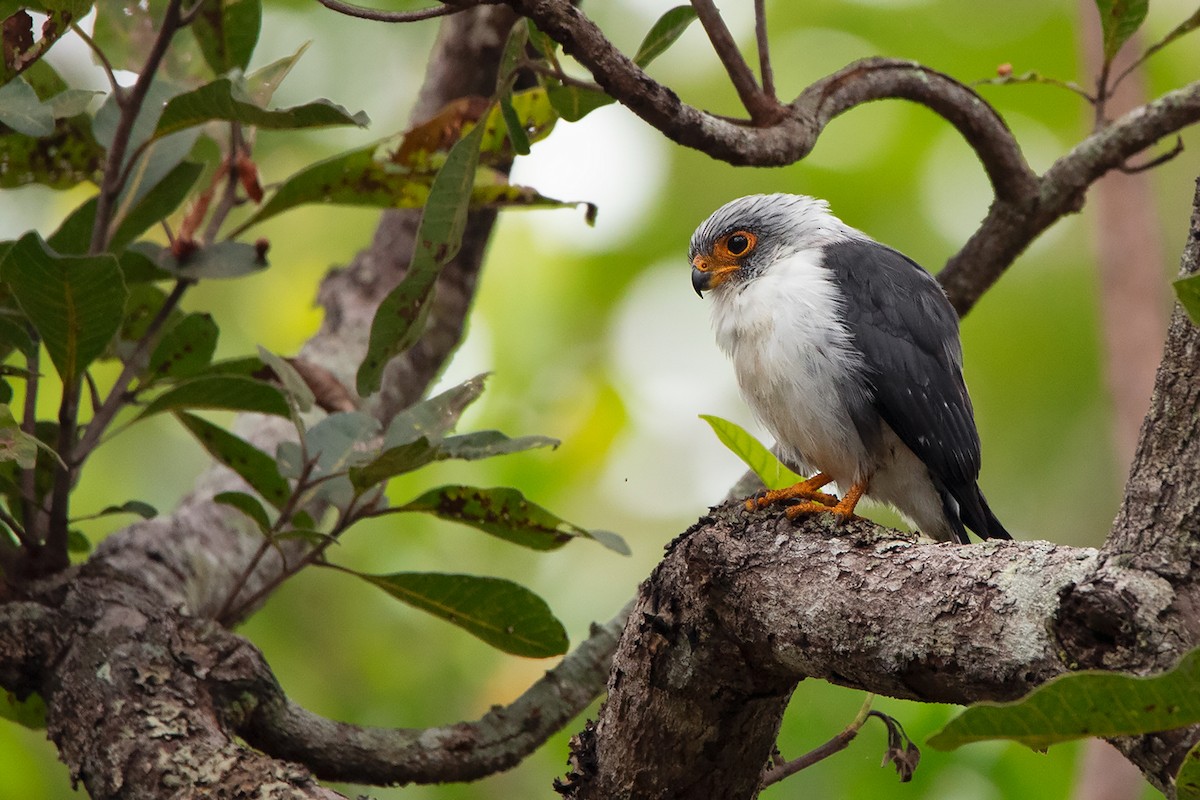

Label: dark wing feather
[821,239,1009,541]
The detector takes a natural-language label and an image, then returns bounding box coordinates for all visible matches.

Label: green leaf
[146,312,219,382]
[175,412,291,510]
[633,5,699,68]
[137,375,291,421]
[928,647,1200,751]
[437,429,559,460]
[97,500,158,519]
[348,436,440,491]
[1095,0,1149,62]
[1178,740,1200,800]
[0,233,126,383]
[0,404,39,468]
[155,240,269,279]
[153,77,369,139]
[1175,274,1200,326]
[1137,9,1200,69]
[546,84,613,122]
[0,317,35,360]
[358,571,569,657]
[0,76,54,136]
[244,41,310,106]
[349,429,558,492]
[256,346,314,413]
[109,160,204,252]
[395,484,629,554]
[0,114,103,190]
[213,490,271,534]
[499,95,531,156]
[287,411,380,510]
[191,0,262,74]
[384,373,488,448]
[699,414,803,490]
[356,120,487,396]
[47,196,98,254]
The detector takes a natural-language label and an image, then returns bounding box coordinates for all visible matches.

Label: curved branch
[236,602,631,784]
[313,0,466,23]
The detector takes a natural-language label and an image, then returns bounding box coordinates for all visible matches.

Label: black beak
[691,267,709,297]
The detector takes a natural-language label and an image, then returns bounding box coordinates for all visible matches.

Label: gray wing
[820,239,981,489]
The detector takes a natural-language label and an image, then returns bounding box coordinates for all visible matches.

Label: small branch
[690,0,779,122]
[88,0,186,255]
[761,694,874,787]
[19,339,40,540]
[70,23,121,101]
[1117,135,1184,174]
[753,0,774,99]
[314,0,466,23]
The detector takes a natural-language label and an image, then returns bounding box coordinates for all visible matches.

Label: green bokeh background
[3,0,1198,797]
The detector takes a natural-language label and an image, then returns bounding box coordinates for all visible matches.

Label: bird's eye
[724,231,755,257]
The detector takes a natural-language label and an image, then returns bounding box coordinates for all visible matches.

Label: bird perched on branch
[689,193,1010,544]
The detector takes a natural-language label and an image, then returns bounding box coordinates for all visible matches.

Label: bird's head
[688,193,855,297]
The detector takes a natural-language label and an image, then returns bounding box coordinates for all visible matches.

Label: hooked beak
[690,254,739,297]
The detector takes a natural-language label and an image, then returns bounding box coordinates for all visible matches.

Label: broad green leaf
[191,0,262,74]
[547,85,613,122]
[0,77,54,136]
[146,312,219,381]
[137,375,290,420]
[499,95,531,156]
[496,22,531,155]
[245,41,310,106]
[67,528,90,553]
[45,89,98,119]
[0,233,126,383]
[175,412,290,510]
[93,81,183,176]
[928,647,1200,751]
[112,129,203,220]
[109,160,204,252]
[633,6,699,68]
[476,88,557,158]
[118,284,175,346]
[91,1,206,82]
[384,373,488,448]
[0,690,46,730]
[349,430,558,492]
[155,240,269,279]
[437,429,559,460]
[0,404,39,468]
[1175,274,1200,326]
[283,411,380,510]
[348,436,440,491]
[97,500,158,519]
[356,120,487,396]
[699,414,803,490]
[1178,741,1200,800]
[213,490,271,534]
[0,8,74,88]
[0,317,35,359]
[153,77,369,139]
[119,248,173,283]
[1094,0,1149,62]
[396,484,630,554]
[256,346,314,413]
[358,571,568,657]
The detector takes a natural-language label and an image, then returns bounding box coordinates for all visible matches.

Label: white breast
[709,249,871,485]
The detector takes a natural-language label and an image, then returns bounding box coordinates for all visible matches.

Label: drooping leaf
[356,120,487,396]
[547,85,613,122]
[1175,274,1200,326]
[1094,0,1149,63]
[633,5,699,68]
[213,490,272,534]
[146,312,219,381]
[358,571,569,657]
[928,647,1200,751]
[1177,740,1200,800]
[383,373,488,448]
[137,375,290,421]
[175,412,290,510]
[153,77,368,140]
[0,76,54,136]
[700,414,804,491]
[496,21,531,156]
[0,233,126,383]
[395,484,629,554]
[191,0,262,74]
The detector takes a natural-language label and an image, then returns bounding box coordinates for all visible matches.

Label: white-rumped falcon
[690,193,1010,544]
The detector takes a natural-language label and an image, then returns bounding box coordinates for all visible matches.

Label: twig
[1117,135,1184,174]
[753,0,774,99]
[314,0,465,23]
[761,694,875,787]
[70,23,122,102]
[690,0,781,123]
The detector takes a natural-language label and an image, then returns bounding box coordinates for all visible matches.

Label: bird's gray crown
[688,193,862,264]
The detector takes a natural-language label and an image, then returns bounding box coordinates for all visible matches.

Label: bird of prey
[689,193,1010,544]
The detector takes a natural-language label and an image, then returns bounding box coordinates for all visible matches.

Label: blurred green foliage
[3,0,1197,796]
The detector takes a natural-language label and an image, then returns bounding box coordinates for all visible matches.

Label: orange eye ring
[717,230,756,259]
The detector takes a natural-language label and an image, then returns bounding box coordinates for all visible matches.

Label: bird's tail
[942,483,1012,543]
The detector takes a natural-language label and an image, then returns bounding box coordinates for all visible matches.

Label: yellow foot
[782,480,869,524]
[746,472,836,512]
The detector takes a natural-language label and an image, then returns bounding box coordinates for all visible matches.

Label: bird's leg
[747,472,838,511]
[785,479,868,522]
